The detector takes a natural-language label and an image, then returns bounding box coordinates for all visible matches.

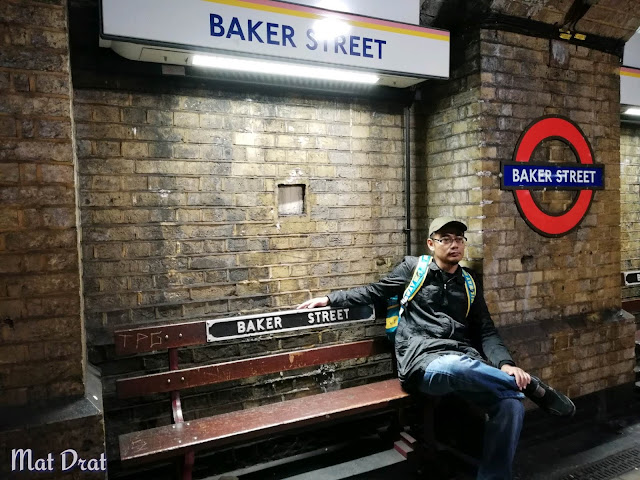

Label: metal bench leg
[170,348,195,480]
[182,450,195,480]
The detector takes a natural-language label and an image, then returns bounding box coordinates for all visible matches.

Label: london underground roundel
[501,116,604,237]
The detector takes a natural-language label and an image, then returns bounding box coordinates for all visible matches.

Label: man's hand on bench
[297,296,330,309]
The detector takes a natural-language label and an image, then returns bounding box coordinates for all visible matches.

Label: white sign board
[286,0,420,25]
[623,31,640,69]
[622,32,640,106]
[621,67,640,106]
[101,0,449,79]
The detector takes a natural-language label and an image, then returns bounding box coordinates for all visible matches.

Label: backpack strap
[461,268,476,317]
[385,255,431,341]
[385,297,400,339]
[398,255,432,319]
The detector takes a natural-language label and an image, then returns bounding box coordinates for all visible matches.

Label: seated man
[297,217,575,480]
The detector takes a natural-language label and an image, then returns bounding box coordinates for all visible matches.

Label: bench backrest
[115,337,390,398]
[113,314,392,400]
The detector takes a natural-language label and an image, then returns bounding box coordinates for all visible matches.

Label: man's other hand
[297,296,329,309]
[501,364,531,390]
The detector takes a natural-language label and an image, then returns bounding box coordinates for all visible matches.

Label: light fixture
[191,54,379,84]
[624,107,640,116]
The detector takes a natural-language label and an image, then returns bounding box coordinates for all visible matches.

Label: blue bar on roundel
[502,164,604,189]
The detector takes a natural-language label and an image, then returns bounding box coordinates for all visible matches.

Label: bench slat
[116,338,389,399]
[120,378,409,464]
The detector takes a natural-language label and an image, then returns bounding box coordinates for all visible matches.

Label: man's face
[427,225,466,266]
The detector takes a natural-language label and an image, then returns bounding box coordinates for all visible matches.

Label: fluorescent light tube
[192,54,379,84]
[624,107,640,116]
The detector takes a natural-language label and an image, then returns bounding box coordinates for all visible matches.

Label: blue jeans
[418,355,525,480]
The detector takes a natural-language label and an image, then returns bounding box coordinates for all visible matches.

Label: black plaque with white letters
[623,270,640,286]
[206,305,374,342]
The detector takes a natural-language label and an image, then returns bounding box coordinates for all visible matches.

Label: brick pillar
[0,0,105,477]
[421,31,492,269]
[424,29,635,401]
[621,126,640,302]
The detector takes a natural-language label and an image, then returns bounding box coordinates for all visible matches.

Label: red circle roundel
[512,116,596,237]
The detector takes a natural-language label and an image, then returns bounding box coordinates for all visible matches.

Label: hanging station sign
[100,0,450,85]
[501,116,604,237]
[622,34,640,107]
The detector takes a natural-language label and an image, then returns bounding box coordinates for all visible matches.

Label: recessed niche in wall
[278,184,305,216]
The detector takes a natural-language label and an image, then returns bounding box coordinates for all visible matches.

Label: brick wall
[1,0,635,475]
[75,89,408,342]
[418,31,490,270]
[408,103,426,255]
[74,86,414,466]
[474,30,633,397]
[500,313,636,399]
[478,30,621,324]
[70,17,635,473]
[621,126,640,300]
[0,411,105,479]
[416,28,634,400]
[0,2,106,478]
[0,0,84,407]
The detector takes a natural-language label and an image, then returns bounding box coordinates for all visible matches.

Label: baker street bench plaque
[114,306,375,355]
[206,306,374,342]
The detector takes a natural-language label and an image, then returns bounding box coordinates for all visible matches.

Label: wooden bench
[112,306,416,479]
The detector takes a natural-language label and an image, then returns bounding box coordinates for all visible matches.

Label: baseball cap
[428,217,468,237]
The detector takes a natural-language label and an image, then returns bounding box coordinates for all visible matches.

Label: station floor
[297,401,640,480]
[209,389,640,480]
[276,329,640,480]
[513,404,640,480]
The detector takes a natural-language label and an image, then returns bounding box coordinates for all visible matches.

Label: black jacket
[327,256,515,392]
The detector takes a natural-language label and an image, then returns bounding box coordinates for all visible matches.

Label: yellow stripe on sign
[205,0,318,20]
[348,19,450,40]
[202,0,450,41]
[621,69,640,78]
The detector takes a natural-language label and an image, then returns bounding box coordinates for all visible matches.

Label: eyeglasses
[431,235,467,246]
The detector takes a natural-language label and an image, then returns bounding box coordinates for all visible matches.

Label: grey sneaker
[525,376,576,417]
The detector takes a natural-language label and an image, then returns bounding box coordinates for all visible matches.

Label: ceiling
[420,0,640,42]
